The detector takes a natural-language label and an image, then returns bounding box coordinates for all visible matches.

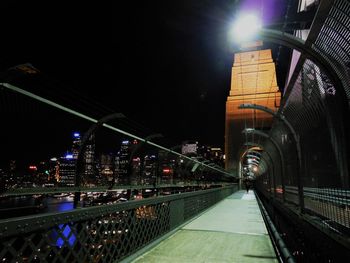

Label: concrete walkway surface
[132,190,278,263]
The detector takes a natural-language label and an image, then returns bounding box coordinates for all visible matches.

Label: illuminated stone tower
[225,46,281,174]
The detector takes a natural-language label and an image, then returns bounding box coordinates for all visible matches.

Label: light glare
[231,14,262,43]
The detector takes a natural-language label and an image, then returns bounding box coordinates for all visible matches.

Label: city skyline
[0,1,349,262]
[0,129,225,188]
[0,1,290,160]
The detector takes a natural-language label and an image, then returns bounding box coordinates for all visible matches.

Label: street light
[229,23,346,105]
[230,13,262,43]
[229,14,347,209]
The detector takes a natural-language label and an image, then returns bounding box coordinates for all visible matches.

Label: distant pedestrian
[244,179,251,193]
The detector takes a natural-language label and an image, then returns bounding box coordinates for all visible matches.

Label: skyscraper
[71,132,95,186]
[83,134,95,185]
[100,153,114,186]
[58,154,75,187]
[116,140,131,185]
[72,132,81,160]
[143,155,157,185]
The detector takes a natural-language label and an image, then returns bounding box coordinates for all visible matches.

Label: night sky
[0,0,289,165]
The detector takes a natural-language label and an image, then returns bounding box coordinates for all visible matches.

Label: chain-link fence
[255,0,350,250]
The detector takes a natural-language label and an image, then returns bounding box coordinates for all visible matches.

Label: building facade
[225,44,281,175]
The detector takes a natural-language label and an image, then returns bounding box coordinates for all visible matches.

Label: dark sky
[0,0,289,164]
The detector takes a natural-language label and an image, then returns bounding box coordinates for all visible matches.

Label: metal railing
[254,0,350,252]
[0,59,238,262]
[0,185,237,262]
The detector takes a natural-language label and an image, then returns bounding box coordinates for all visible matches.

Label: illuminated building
[114,139,144,185]
[181,141,198,157]
[157,150,175,185]
[129,139,140,185]
[130,157,141,185]
[36,161,50,186]
[0,161,17,190]
[9,160,19,187]
[49,157,59,186]
[142,155,157,185]
[24,165,38,187]
[160,165,173,185]
[72,132,81,159]
[225,42,281,174]
[100,153,114,185]
[71,132,95,186]
[209,147,224,167]
[197,145,223,165]
[116,140,131,185]
[83,134,95,185]
[58,154,75,187]
[0,169,6,192]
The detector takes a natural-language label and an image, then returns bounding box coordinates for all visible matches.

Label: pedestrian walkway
[131,190,278,263]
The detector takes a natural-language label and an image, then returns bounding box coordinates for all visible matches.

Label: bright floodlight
[231,14,262,43]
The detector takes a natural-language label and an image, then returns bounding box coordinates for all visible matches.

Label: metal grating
[184,189,222,220]
[0,203,170,263]
[0,186,237,262]
[259,56,349,226]
[256,12,350,241]
[312,0,350,100]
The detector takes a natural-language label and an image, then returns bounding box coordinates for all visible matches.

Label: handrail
[0,184,237,238]
[255,192,296,263]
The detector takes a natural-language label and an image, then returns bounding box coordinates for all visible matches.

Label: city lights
[65,154,74,159]
[162,168,171,174]
[0,1,348,261]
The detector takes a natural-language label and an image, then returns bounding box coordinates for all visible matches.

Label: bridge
[0,0,350,262]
